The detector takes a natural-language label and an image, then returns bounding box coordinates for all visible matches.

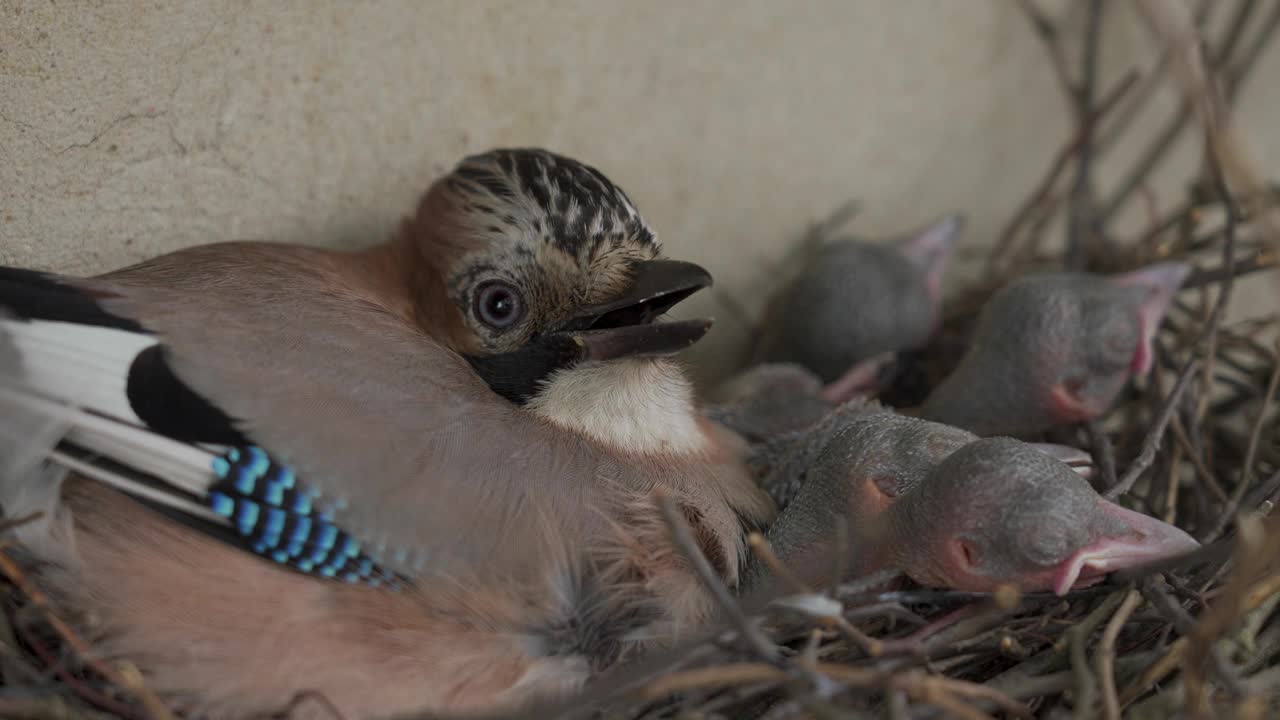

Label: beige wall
[2,1,1277,384]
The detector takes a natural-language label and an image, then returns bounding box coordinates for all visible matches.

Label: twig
[1141,578,1245,697]
[747,532,811,595]
[0,547,175,720]
[1120,637,1188,706]
[1101,0,1272,224]
[1198,186,1261,543]
[655,492,780,664]
[1225,0,1280,100]
[989,71,1138,271]
[1066,0,1106,270]
[1087,421,1119,490]
[1210,341,1280,542]
[1096,588,1144,720]
[1105,357,1200,499]
[1061,592,1128,719]
[1014,0,1077,99]
[1170,415,1228,502]
[0,511,43,534]
[1133,0,1280,270]
[1183,515,1278,712]
[637,663,788,699]
[1183,250,1276,290]
[747,534,884,656]
[256,691,348,720]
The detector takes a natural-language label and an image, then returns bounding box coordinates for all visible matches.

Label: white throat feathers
[526,358,707,456]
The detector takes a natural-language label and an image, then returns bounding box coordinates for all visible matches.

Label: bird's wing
[0,265,597,581]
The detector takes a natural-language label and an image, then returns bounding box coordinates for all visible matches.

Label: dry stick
[1136,0,1280,270]
[1184,251,1276,289]
[655,493,780,665]
[1141,578,1246,698]
[1013,0,1077,99]
[1165,437,1184,523]
[1096,588,1144,720]
[1170,416,1228,502]
[1065,592,1127,720]
[1120,637,1189,706]
[1192,185,1252,542]
[1243,467,1280,514]
[1205,345,1280,542]
[989,71,1139,271]
[746,533,884,656]
[1225,0,1280,100]
[1100,0,1268,224]
[255,691,348,720]
[1087,421,1120,490]
[0,548,176,720]
[637,663,788,699]
[869,669,1031,720]
[1105,357,1200,499]
[1185,516,1280,713]
[1066,0,1106,270]
[1191,175,1240,506]
[746,532,812,595]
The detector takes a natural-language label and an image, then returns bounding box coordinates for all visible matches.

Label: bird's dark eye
[474,281,524,330]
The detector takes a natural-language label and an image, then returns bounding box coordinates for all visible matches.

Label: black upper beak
[557,259,714,361]
[465,259,715,403]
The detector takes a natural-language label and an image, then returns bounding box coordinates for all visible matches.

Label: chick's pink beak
[1050,499,1199,596]
[1111,262,1191,377]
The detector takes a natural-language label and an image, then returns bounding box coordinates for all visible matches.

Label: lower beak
[1050,500,1200,596]
[552,259,714,362]
[464,259,714,403]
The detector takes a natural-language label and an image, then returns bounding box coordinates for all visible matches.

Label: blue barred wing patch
[207,446,401,588]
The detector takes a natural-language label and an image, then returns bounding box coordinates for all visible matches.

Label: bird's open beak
[1050,500,1200,596]
[465,260,714,403]
[556,259,714,362]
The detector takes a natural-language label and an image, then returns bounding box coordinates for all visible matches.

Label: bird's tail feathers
[0,316,221,554]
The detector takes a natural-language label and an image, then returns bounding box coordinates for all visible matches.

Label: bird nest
[2,2,1280,719]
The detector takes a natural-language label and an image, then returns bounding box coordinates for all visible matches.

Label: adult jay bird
[0,149,774,718]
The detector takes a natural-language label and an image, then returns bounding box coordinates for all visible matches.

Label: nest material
[3,1,1280,718]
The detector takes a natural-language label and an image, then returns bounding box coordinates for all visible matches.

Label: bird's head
[397,148,713,405]
[888,437,1198,595]
[924,261,1189,435]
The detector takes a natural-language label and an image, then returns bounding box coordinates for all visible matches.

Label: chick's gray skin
[704,363,835,445]
[752,420,1198,596]
[886,438,1196,594]
[921,262,1189,437]
[745,401,975,588]
[752,213,963,402]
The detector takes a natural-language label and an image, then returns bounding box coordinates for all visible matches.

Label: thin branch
[1014,0,1077,99]
[656,492,780,665]
[1105,356,1200,499]
[1102,0,1274,225]
[1087,421,1120,490]
[1204,341,1280,542]
[1066,0,1106,270]
[0,547,176,720]
[990,71,1139,271]
[1225,0,1280,100]
[1096,588,1144,720]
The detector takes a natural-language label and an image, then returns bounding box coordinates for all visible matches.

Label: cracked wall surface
[1,1,1277,383]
